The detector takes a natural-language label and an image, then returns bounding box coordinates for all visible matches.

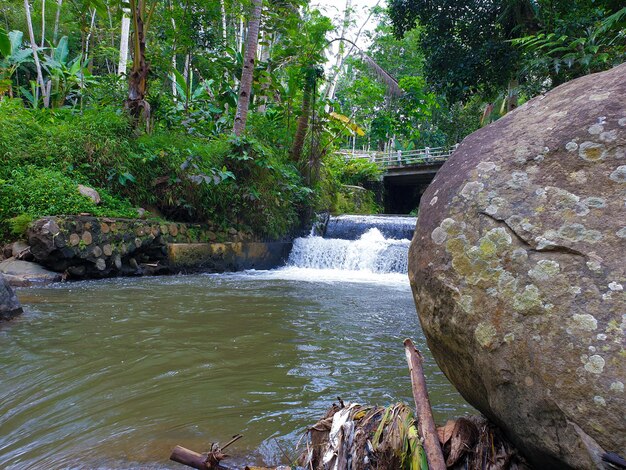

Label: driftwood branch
[170,434,243,469]
[170,445,212,469]
[404,338,447,470]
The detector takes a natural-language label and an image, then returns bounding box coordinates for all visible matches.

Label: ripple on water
[1,272,471,468]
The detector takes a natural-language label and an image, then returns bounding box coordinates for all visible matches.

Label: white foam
[249,228,413,285]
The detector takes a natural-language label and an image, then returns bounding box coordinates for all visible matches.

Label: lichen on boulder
[409,63,626,468]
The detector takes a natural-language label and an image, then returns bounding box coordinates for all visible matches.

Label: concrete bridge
[337,145,458,213]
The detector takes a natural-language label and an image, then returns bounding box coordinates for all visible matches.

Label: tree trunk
[84,8,96,61]
[322,0,351,108]
[40,0,46,48]
[232,0,262,136]
[52,0,62,45]
[24,0,49,107]
[183,52,191,111]
[290,82,312,164]
[236,16,244,52]
[169,7,177,97]
[219,0,227,41]
[126,0,150,129]
[256,30,271,113]
[118,12,130,75]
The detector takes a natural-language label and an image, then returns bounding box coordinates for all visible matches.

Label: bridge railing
[337,144,459,170]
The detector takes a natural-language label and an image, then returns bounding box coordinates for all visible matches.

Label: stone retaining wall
[25,216,286,278]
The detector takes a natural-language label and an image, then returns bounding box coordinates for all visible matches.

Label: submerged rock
[409,64,625,468]
[0,273,23,320]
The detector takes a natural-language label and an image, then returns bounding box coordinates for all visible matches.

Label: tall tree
[24,0,49,107]
[389,0,520,102]
[126,0,156,128]
[233,0,262,136]
[118,9,130,75]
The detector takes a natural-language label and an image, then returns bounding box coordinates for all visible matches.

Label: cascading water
[288,228,409,274]
[283,215,417,277]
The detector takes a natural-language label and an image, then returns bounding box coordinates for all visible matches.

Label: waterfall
[284,215,416,276]
[288,228,410,274]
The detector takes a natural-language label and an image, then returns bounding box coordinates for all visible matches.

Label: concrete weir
[167,242,292,271]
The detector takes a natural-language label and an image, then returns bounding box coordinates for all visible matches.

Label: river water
[0,216,470,469]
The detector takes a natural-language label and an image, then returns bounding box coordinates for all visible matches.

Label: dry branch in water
[170,434,243,469]
[404,338,446,470]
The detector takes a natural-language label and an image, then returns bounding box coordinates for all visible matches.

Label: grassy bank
[0,100,381,243]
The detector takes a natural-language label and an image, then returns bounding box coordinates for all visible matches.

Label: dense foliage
[0,0,623,242]
[388,0,625,99]
[0,100,310,241]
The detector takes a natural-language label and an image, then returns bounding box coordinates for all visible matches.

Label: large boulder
[409,63,625,469]
[0,258,63,285]
[0,273,23,320]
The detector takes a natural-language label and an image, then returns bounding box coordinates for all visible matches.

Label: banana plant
[42,36,95,107]
[0,29,33,98]
[171,67,220,112]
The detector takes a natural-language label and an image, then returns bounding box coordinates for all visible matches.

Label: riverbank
[1,214,293,284]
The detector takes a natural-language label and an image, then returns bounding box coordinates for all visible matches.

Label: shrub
[324,154,382,187]
[0,166,136,241]
[7,214,33,238]
[316,153,382,215]
[0,103,311,240]
[335,186,381,214]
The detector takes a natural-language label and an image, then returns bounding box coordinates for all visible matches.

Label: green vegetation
[383,0,625,132]
[0,100,317,241]
[0,0,622,243]
[320,155,382,214]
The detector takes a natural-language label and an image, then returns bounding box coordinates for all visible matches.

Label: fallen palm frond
[327,37,404,99]
[297,402,529,470]
[358,52,403,98]
[298,402,427,470]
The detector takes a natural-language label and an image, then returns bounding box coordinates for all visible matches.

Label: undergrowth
[0,100,313,242]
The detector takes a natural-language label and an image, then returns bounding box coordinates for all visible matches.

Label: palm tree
[233,0,263,136]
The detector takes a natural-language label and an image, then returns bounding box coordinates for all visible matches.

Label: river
[0,216,471,469]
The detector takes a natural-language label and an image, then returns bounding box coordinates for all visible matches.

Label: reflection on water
[1,272,471,469]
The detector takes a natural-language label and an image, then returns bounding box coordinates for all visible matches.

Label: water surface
[1,241,471,468]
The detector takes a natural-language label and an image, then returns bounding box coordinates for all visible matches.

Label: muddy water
[1,270,470,469]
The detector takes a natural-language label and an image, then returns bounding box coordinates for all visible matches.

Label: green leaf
[208,104,222,113]
[69,57,83,75]
[172,68,187,93]
[11,48,33,64]
[8,30,23,56]
[54,36,69,63]
[373,407,391,449]
[0,28,10,58]
[192,85,206,100]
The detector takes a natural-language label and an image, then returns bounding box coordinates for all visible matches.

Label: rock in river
[409,63,625,468]
[0,273,23,320]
